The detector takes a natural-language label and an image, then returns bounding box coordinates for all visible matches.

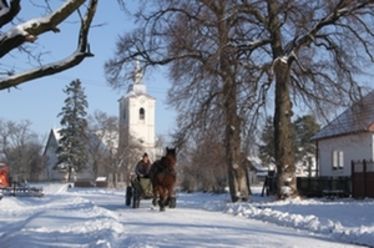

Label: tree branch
[0,0,87,58]
[0,0,21,28]
[288,1,374,55]
[0,0,97,90]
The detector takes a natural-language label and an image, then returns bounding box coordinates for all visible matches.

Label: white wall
[44,134,66,181]
[119,93,156,161]
[128,96,156,147]
[318,133,374,176]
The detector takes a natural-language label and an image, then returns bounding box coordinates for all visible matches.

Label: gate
[351,160,374,198]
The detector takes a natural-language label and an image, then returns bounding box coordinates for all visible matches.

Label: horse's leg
[167,186,172,207]
[166,182,176,208]
[152,184,159,207]
[165,192,170,207]
[158,187,166,211]
[163,176,175,208]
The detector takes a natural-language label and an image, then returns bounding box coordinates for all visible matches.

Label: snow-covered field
[0,184,372,247]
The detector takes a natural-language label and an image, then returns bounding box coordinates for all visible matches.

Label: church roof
[312,90,374,140]
[125,85,156,100]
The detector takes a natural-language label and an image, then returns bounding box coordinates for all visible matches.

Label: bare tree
[0,119,43,181]
[87,111,116,179]
[0,0,98,90]
[105,0,263,202]
[241,0,374,198]
[117,124,144,187]
[106,0,374,200]
[193,132,227,192]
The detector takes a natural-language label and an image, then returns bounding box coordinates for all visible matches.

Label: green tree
[259,117,275,167]
[293,115,320,163]
[259,115,320,172]
[57,79,88,182]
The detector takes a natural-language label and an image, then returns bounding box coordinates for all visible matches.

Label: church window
[139,108,145,120]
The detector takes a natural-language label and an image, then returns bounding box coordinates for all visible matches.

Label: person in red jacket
[0,163,10,188]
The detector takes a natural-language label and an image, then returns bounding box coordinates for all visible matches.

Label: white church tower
[118,61,156,161]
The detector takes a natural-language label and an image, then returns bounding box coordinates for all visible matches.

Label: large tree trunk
[217,3,250,202]
[266,0,297,199]
[223,79,249,202]
[273,59,297,199]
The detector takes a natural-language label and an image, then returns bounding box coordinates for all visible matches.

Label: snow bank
[0,186,126,248]
[224,197,374,247]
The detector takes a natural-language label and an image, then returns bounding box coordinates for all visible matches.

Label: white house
[42,129,65,181]
[313,90,374,177]
[43,129,106,182]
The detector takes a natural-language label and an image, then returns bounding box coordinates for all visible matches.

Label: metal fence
[296,176,351,197]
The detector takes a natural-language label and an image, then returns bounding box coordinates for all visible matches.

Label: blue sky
[0,1,176,140]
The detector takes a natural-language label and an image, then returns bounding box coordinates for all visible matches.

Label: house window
[139,108,145,120]
[332,150,344,169]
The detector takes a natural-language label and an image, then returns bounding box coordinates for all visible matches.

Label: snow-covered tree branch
[0,0,98,91]
[0,0,21,28]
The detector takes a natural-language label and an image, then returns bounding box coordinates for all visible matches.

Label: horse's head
[165,147,177,166]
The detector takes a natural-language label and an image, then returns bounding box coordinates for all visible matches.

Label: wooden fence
[351,159,374,198]
[297,176,351,197]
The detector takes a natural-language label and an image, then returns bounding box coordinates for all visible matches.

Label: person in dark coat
[135,153,151,178]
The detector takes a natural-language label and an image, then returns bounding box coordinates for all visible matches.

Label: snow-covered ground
[0,184,372,247]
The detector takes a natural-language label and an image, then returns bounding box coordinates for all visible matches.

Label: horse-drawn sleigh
[126,147,177,211]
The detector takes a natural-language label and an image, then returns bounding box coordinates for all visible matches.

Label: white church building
[42,61,158,184]
[118,61,157,162]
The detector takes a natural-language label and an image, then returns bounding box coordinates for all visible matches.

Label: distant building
[43,61,158,184]
[246,156,270,185]
[42,129,65,181]
[295,153,316,177]
[42,129,108,182]
[312,90,374,177]
[118,60,157,161]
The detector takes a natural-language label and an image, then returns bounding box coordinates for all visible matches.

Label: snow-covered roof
[46,128,118,154]
[52,128,62,141]
[313,90,374,140]
[246,156,271,171]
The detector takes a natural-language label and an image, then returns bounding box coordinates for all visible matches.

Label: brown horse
[149,147,177,211]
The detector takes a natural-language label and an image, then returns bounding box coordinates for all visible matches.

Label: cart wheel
[125,186,132,206]
[132,188,140,208]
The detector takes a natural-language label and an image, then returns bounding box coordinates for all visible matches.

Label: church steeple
[127,59,146,95]
[134,59,143,85]
[119,57,156,162]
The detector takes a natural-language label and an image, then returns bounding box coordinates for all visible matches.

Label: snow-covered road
[0,185,364,247]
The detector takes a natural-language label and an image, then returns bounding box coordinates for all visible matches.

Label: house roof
[246,156,272,171]
[44,128,119,156]
[43,128,61,156]
[313,90,374,140]
[52,128,62,141]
